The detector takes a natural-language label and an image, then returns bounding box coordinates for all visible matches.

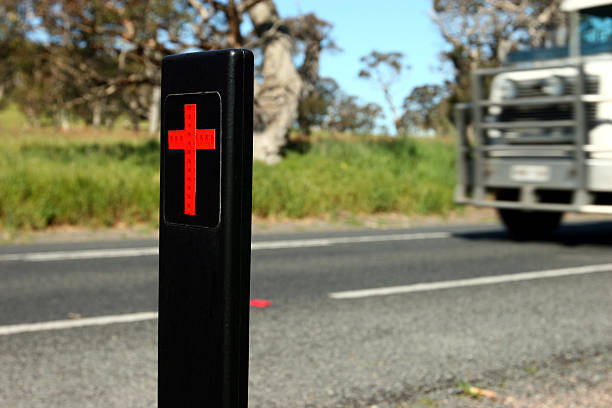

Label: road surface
[0,221,611,407]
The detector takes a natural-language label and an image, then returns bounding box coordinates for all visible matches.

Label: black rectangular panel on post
[159,49,253,407]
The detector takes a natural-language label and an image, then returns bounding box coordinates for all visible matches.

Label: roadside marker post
[159,49,254,407]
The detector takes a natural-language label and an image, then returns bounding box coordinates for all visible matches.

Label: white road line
[0,247,160,262]
[0,232,451,262]
[329,263,612,299]
[0,312,158,336]
[250,232,451,250]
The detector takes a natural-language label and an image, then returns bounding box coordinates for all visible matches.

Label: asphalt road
[0,221,611,407]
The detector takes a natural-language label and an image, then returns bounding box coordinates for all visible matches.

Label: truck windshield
[506,6,612,63]
[580,7,612,54]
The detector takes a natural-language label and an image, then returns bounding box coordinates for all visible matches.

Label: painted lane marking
[0,232,451,262]
[250,232,451,250]
[0,247,160,262]
[0,299,277,336]
[329,263,612,299]
[0,312,158,336]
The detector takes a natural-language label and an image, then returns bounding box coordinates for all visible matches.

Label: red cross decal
[168,104,216,215]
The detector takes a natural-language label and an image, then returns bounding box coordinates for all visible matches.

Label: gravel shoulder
[1,208,498,244]
[388,348,612,408]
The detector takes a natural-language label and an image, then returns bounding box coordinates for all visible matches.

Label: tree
[11,0,332,162]
[297,77,339,134]
[401,84,451,135]
[10,43,76,128]
[247,1,304,162]
[358,51,407,134]
[290,13,339,135]
[432,0,565,105]
[296,76,383,135]
[28,0,259,131]
[249,3,336,162]
[326,93,382,134]
[0,0,30,110]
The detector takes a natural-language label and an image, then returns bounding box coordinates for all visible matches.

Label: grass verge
[253,137,455,218]
[0,126,456,230]
[0,136,160,230]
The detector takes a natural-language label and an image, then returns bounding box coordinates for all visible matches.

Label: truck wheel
[497,209,563,239]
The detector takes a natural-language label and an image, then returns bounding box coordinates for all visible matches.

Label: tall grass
[253,137,455,218]
[0,138,160,229]
[0,130,456,230]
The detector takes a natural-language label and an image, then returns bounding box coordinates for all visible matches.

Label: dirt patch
[251,208,499,235]
[0,223,159,245]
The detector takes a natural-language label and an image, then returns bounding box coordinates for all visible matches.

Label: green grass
[0,138,160,229]
[253,137,456,218]
[0,111,456,230]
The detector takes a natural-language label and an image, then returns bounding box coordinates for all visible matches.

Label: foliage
[253,137,455,218]
[401,84,452,134]
[432,0,565,106]
[0,1,30,111]
[326,95,383,134]
[0,125,456,230]
[358,50,408,134]
[1,0,333,141]
[297,77,383,135]
[0,136,160,229]
[297,77,339,133]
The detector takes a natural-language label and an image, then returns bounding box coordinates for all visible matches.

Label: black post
[158,49,254,407]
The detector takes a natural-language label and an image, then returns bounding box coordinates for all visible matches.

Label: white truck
[455,0,612,238]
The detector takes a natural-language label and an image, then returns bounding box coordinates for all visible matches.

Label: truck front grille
[500,103,597,124]
[490,102,598,146]
[515,76,599,98]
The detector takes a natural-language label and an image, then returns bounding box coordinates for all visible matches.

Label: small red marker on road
[250,299,273,308]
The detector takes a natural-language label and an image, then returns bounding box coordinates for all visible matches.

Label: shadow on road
[454,220,612,247]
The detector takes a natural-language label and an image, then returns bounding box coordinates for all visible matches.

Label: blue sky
[275,0,448,133]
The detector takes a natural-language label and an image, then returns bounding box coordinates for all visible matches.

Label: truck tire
[497,209,563,239]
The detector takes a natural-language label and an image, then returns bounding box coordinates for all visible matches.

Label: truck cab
[455,0,612,238]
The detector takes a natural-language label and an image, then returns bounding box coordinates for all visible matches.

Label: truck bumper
[454,103,612,215]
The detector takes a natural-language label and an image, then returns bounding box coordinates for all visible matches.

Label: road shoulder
[380,348,612,408]
[1,208,500,244]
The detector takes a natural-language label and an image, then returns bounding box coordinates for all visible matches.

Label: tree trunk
[148,85,161,136]
[60,111,70,131]
[54,110,70,131]
[248,0,303,164]
[92,102,102,129]
[129,99,140,131]
[106,116,116,130]
[24,107,36,128]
